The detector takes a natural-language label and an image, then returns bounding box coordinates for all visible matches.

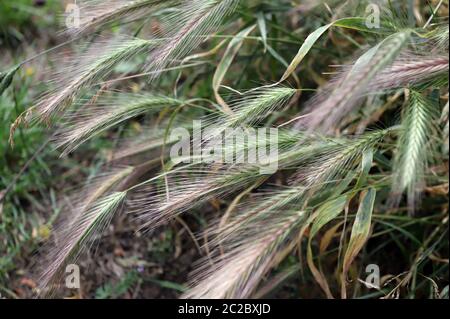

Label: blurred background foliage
[0,0,61,48]
[0,0,62,298]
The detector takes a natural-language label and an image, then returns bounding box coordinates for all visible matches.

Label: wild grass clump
[3,0,449,298]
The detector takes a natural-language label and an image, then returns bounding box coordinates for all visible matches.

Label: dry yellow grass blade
[212,24,256,114]
[341,188,376,298]
[306,195,348,299]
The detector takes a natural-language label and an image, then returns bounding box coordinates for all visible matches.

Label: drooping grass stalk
[112,127,183,161]
[55,93,185,155]
[69,0,180,36]
[183,209,307,299]
[391,91,439,209]
[36,37,156,120]
[130,128,390,234]
[74,166,134,213]
[39,192,127,294]
[302,31,411,132]
[373,55,449,90]
[145,0,240,78]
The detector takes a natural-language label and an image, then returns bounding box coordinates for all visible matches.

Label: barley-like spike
[38,192,127,296]
[290,129,391,188]
[183,208,307,299]
[36,37,156,121]
[182,129,389,299]
[391,91,439,210]
[54,93,184,155]
[301,31,411,133]
[226,87,298,128]
[67,0,179,36]
[145,0,240,79]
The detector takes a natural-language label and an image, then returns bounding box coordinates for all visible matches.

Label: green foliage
[0,71,54,296]
[0,0,61,45]
[95,270,140,299]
